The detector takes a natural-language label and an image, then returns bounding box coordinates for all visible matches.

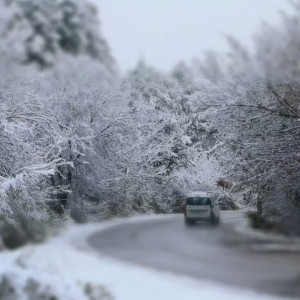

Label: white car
[184,191,220,225]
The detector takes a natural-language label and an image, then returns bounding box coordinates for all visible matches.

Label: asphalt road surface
[89,212,300,299]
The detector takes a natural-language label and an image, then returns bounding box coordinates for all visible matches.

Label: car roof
[186,191,210,198]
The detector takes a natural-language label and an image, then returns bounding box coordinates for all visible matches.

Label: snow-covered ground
[0,215,290,300]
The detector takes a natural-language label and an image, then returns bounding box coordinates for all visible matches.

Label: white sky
[93,0,290,72]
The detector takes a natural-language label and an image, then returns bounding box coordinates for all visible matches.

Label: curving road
[89,212,300,299]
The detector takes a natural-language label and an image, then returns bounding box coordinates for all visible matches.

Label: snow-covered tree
[0,79,76,244]
[0,0,115,72]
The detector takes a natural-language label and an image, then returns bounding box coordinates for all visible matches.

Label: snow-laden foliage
[0,0,299,242]
[0,80,76,244]
[41,62,224,218]
[0,0,115,71]
[12,60,222,221]
[187,1,300,231]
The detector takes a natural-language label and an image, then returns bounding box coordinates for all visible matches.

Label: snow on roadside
[226,211,300,252]
[0,215,291,300]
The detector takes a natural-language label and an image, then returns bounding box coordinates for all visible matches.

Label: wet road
[89,212,300,299]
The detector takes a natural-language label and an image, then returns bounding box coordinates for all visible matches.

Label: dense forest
[0,0,299,247]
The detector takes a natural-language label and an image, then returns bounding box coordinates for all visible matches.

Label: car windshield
[186,197,211,206]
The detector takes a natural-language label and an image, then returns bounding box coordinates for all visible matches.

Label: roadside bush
[247,211,278,231]
[84,283,114,300]
[0,274,16,300]
[0,273,115,300]
[0,220,27,249]
[0,275,58,300]
[259,180,300,235]
[0,185,63,249]
[214,192,238,210]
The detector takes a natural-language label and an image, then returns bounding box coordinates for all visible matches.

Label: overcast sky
[93,0,290,72]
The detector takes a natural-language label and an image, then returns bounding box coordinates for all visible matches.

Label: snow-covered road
[89,212,300,299]
[0,213,296,299]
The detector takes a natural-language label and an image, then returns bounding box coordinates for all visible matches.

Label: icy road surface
[89,211,300,299]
